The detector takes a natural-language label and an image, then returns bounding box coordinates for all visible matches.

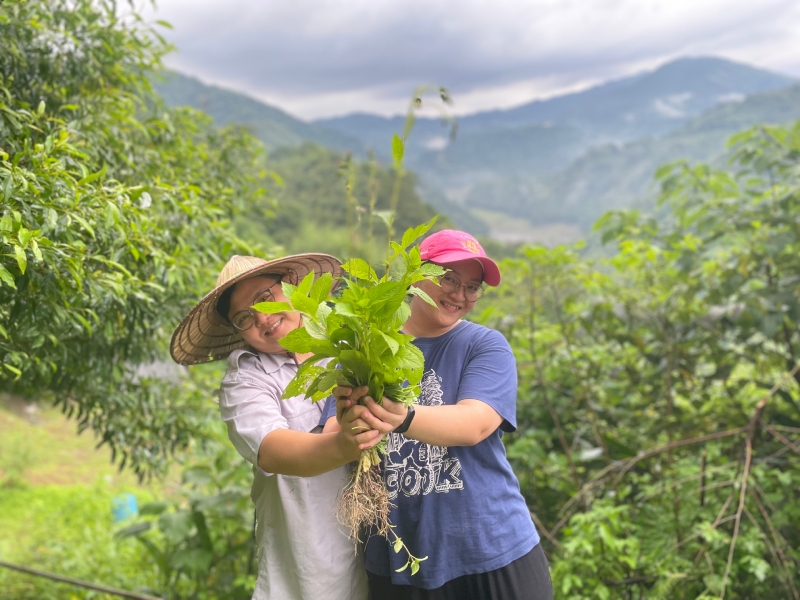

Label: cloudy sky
[141,0,800,120]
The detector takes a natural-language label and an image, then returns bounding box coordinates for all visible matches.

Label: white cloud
[141,0,800,119]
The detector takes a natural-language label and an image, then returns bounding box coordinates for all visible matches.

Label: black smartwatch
[393,404,416,434]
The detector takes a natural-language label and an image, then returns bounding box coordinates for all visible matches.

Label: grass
[0,395,147,488]
[0,395,167,598]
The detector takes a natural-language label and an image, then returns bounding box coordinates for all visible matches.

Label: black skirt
[367,543,554,600]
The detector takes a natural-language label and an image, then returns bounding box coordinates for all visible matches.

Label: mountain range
[154,57,799,244]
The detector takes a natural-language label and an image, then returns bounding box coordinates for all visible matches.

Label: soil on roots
[338,457,392,544]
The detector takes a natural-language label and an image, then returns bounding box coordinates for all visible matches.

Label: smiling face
[228,274,302,354]
[404,259,484,339]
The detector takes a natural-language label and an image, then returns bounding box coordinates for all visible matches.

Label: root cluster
[338,447,392,544]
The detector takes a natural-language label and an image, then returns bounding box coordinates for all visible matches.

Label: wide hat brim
[170,253,343,366]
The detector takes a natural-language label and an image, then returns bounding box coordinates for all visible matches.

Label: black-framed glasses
[438,273,484,302]
[230,279,282,331]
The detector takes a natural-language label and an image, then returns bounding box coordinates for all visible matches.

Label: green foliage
[117,427,257,600]
[0,0,270,476]
[0,484,161,599]
[477,119,800,598]
[256,218,444,405]
[238,144,448,261]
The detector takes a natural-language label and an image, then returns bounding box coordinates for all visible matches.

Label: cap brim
[428,251,501,286]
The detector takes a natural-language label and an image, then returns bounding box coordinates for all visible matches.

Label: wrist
[335,431,360,462]
[393,404,416,434]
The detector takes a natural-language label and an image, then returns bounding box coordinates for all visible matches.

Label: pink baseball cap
[419,230,501,286]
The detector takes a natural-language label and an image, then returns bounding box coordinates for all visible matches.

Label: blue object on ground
[112,493,139,523]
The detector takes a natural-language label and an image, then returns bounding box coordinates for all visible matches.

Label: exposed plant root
[338,448,391,544]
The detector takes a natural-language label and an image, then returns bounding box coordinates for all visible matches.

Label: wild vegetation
[1,1,799,599]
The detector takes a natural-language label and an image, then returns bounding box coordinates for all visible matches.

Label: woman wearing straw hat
[324,231,553,600]
[171,254,379,600]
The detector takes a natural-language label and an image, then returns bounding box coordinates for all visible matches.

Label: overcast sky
[140,0,800,121]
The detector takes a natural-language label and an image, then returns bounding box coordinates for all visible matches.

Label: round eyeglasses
[438,273,484,302]
[230,280,282,331]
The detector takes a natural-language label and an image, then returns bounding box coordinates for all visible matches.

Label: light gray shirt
[219,348,367,600]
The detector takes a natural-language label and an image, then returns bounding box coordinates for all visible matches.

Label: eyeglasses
[438,273,484,302]
[230,279,282,331]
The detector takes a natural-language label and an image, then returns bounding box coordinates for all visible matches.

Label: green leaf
[279,327,317,353]
[305,319,328,340]
[2,175,13,201]
[282,363,327,399]
[37,100,45,116]
[342,258,378,283]
[391,134,404,166]
[171,548,212,574]
[309,272,334,304]
[291,292,320,316]
[30,239,42,262]
[296,270,316,298]
[401,217,437,249]
[374,210,394,228]
[158,511,194,544]
[139,501,170,515]
[316,302,332,322]
[406,286,437,307]
[378,331,400,355]
[71,214,96,238]
[307,369,341,402]
[0,264,16,289]
[77,162,107,185]
[115,522,151,538]
[393,537,403,553]
[281,280,298,302]
[252,301,293,314]
[339,349,371,385]
[17,227,32,247]
[13,245,26,274]
[335,302,359,318]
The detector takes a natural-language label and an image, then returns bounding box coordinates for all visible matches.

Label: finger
[356,430,385,450]
[357,409,396,434]
[364,396,406,418]
[333,385,354,399]
[345,386,370,404]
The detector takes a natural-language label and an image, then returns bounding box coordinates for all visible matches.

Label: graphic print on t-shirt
[384,369,464,499]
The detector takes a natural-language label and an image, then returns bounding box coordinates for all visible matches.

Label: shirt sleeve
[319,394,337,428]
[457,328,518,432]
[218,350,289,474]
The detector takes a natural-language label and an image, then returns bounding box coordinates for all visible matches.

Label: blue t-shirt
[321,320,539,589]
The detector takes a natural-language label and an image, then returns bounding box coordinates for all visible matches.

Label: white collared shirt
[219,348,367,600]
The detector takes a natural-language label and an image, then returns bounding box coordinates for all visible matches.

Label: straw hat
[170,253,343,366]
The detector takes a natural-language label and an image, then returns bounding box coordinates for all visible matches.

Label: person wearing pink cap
[323,230,553,599]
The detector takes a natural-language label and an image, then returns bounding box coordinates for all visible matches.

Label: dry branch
[612,427,747,487]
[764,423,800,456]
[530,511,563,550]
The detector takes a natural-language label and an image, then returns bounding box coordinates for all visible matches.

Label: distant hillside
[154,71,363,152]
[317,57,797,198]
[464,84,800,230]
[154,71,485,235]
[317,57,795,150]
[412,123,588,187]
[460,57,795,140]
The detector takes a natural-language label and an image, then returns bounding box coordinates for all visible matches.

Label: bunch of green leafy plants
[254,217,444,575]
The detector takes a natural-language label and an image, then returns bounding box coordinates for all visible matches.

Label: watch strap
[393,404,416,434]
